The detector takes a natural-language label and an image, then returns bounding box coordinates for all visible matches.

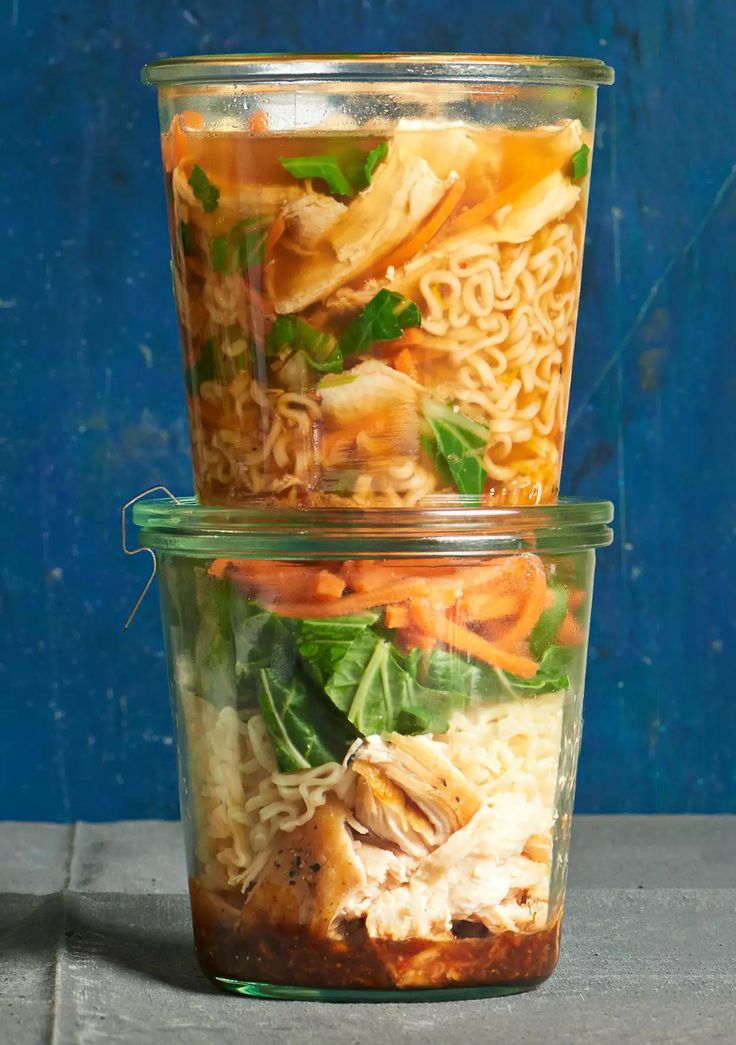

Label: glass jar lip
[141,53,615,89]
[133,497,613,558]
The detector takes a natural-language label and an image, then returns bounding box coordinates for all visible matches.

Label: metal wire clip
[121,486,181,631]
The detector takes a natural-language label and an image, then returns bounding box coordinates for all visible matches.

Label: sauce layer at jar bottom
[190,879,561,991]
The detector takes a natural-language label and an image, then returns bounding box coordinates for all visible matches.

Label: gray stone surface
[1,818,735,1044]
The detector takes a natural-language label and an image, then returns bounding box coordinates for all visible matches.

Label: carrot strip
[162,111,205,172]
[557,612,584,647]
[315,570,346,601]
[209,559,232,580]
[451,159,564,235]
[453,590,519,623]
[493,557,548,645]
[380,177,466,271]
[385,604,410,629]
[410,599,538,679]
[568,588,586,611]
[393,347,419,382]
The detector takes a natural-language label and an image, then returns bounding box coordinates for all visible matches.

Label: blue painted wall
[1,2,734,820]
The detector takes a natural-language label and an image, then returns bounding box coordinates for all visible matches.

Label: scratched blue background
[1,2,734,820]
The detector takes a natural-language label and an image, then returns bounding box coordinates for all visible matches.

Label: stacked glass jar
[137,55,614,1000]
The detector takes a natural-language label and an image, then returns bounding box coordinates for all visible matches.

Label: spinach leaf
[231,600,296,684]
[211,218,268,274]
[572,144,590,180]
[422,399,489,502]
[192,569,238,709]
[326,632,411,734]
[296,613,379,685]
[363,142,388,183]
[418,647,483,697]
[480,644,573,700]
[324,631,471,736]
[280,142,388,197]
[529,578,567,660]
[279,154,354,196]
[266,315,343,375]
[188,164,220,213]
[339,289,421,358]
[259,667,359,772]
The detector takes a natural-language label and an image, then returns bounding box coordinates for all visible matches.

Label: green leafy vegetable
[211,218,268,274]
[188,164,220,212]
[486,645,573,698]
[266,315,343,375]
[363,142,388,183]
[279,154,354,196]
[231,600,296,686]
[184,339,218,397]
[324,632,471,736]
[280,142,388,197]
[340,289,422,358]
[572,144,590,180]
[296,613,379,685]
[259,667,359,772]
[326,633,410,734]
[422,399,489,502]
[191,569,238,709]
[529,578,567,660]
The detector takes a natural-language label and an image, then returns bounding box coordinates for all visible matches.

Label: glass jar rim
[133,497,613,559]
[141,53,615,89]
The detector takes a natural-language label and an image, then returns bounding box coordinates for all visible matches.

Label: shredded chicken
[282,193,348,250]
[270,130,477,313]
[318,360,421,428]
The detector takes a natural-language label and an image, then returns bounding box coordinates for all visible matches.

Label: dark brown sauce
[189,878,561,991]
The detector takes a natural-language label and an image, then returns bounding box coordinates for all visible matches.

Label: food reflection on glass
[167,550,589,990]
[164,114,593,506]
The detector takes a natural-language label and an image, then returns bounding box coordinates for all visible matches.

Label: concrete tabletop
[1,817,734,1044]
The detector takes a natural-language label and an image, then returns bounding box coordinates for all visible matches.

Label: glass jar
[142,55,614,509]
[133,497,613,999]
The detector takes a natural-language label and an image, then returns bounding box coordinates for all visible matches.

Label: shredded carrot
[410,599,538,679]
[568,588,586,611]
[214,559,346,605]
[162,110,205,172]
[492,557,548,645]
[209,559,232,580]
[393,327,425,347]
[393,347,419,382]
[451,159,564,235]
[557,612,584,646]
[453,590,519,623]
[248,109,270,134]
[385,604,410,629]
[315,570,346,601]
[380,177,467,271]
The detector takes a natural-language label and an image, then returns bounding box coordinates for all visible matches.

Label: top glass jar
[143,54,614,509]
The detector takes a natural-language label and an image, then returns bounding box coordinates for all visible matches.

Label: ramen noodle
[163,118,593,506]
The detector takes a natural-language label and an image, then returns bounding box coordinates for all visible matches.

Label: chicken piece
[319,360,420,429]
[282,193,349,250]
[353,761,437,859]
[270,130,477,313]
[173,164,304,223]
[364,793,554,940]
[241,794,367,939]
[351,733,481,855]
[489,169,581,243]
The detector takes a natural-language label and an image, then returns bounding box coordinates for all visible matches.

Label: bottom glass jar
[134,499,612,999]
